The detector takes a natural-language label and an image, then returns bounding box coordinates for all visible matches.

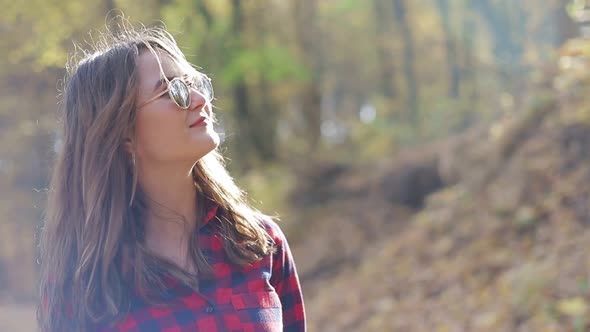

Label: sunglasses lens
[194,75,214,101]
[169,79,190,109]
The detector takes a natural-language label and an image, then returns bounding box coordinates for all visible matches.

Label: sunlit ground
[0,302,37,332]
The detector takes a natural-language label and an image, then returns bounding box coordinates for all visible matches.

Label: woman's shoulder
[254,213,288,246]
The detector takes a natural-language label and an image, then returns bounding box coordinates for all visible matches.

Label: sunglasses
[139,74,214,110]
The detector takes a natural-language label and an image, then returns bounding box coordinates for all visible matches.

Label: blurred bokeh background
[3,0,590,331]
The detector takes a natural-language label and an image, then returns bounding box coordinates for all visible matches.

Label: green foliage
[219,45,309,85]
[236,163,295,217]
[323,0,365,17]
[2,0,108,70]
[567,0,589,18]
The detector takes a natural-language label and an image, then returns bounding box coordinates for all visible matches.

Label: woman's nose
[188,88,207,112]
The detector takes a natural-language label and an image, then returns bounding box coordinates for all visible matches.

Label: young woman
[37,26,306,332]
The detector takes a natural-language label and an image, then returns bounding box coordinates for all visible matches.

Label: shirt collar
[200,203,219,229]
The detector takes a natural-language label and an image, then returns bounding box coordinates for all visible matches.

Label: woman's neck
[136,161,198,261]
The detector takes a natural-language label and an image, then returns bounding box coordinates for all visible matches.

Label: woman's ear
[123,137,134,153]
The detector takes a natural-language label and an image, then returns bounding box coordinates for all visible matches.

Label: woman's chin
[209,131,221,148]
[192,138,219,161]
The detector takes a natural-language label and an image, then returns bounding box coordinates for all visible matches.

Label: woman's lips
[189,117,206,128]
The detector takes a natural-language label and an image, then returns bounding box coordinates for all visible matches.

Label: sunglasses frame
[138,74,213,110]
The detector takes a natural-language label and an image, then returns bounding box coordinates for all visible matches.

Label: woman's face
[133,49,219,168]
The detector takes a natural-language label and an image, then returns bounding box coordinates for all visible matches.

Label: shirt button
[205,305,214,313]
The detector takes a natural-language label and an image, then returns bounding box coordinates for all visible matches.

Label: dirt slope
[292,38,590,332]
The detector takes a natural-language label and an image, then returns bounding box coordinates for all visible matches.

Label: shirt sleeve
[265,219,307,332]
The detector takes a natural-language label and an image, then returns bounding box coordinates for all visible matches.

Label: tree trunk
[461,14,479,128]
[254,79,278,161]
[195,0,213,28]
[105,0,116,13]
[553,1,576,45]
[231,0,253,167]
[436,0,460,98]
[470,0,526,85]
[294,0,322,152]
[392,0,419,127]
[250,0,277,162]
[373,0,397,98]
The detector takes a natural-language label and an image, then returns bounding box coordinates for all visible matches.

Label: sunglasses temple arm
[138,89,169,108]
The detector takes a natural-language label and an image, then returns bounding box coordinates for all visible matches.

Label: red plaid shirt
[96,205,306,332]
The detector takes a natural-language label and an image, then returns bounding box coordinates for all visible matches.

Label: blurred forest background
[2,0,590,331]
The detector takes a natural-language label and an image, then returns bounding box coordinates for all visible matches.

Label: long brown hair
[38,25,274,331]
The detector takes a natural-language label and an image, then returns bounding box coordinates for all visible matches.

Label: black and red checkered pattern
[97,205,306,331]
